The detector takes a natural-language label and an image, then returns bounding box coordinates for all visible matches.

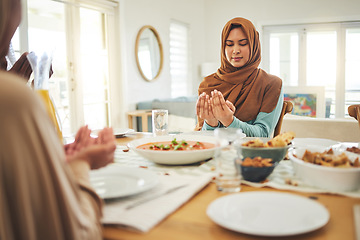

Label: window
[13,0,119,136]
[263,22,360,118]
[345,28,360,113]
[170,20,190,98]
[269,32,298,86]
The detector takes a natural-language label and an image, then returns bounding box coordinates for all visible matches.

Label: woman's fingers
[98,127,115,144]
[226,100,236,113]
[210,90,235,125]
[196,92,207,119]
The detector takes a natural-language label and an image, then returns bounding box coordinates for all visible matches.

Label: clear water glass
[214,128,243,192]
[152,109,168,136]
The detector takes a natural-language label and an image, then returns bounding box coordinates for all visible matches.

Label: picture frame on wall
[283,86,326,118]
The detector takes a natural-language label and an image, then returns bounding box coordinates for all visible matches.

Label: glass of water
[152,109,168,136]
[214,128,244,192]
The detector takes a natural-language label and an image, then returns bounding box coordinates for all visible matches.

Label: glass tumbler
[152,109,168,136]
[214,128,243,192]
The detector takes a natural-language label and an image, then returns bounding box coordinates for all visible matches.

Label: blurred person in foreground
[195,17,283,137]
[0,0,116,239]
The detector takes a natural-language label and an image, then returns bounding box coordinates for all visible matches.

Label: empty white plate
[292,138,340,149]
[207,192,329,237]
[90,166,159,199]
[91,128,135,137]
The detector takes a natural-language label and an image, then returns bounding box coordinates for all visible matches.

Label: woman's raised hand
[9,52,33,81]
[65,126,116,169]
[210,90,235,127]
[196,92,218,127]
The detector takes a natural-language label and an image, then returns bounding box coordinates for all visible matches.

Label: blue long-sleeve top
[201,87,284,137]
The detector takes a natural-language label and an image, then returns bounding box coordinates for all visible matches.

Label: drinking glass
[27,51,63,142]
[214,128,243,192]
[152,109,168,136]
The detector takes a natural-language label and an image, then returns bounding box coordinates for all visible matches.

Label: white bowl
[128,134,220,165]
[288,147,360,192]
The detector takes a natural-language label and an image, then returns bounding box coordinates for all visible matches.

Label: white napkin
[101,173,213,232]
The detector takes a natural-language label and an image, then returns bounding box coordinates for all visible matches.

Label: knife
[354,204,360,240]
[125,184,187,210]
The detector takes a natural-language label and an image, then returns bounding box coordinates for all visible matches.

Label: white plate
[92,128,135,137]
[207,192,329,237]
[90,166,159,199]
[292,137,340,148]
[128,133,245,165]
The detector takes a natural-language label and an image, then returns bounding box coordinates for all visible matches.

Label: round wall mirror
[135,25,163,81]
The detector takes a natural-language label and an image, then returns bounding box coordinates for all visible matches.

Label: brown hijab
[195,17,282,130]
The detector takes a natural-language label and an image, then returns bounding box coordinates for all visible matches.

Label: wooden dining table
[103,132,360,240]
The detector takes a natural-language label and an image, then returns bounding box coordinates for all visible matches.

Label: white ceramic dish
[128,134,229,165]
[292,138,340,149]
[289,146,360,192]
[90,165,159,199]
[92,128,135,137]
[207,192,329,237]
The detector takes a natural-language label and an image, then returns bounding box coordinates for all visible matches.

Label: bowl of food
[288,146,360,192]
[237,157,277,182]
[237,132,295,163]
[128,134,219,165]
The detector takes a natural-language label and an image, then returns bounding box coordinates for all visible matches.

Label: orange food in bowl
[241,157,273,167]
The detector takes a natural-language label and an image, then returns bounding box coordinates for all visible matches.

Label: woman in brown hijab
[0,0,116,239]
[196,17,283,137]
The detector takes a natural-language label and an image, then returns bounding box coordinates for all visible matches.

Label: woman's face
[225,27,250,68]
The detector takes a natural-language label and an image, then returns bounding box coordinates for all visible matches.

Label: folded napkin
[101,173,213,232]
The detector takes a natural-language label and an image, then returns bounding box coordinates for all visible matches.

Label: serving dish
[128,134,222,165]
[288,146,360,192]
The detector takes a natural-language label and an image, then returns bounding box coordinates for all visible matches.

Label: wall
[120,0,205,111]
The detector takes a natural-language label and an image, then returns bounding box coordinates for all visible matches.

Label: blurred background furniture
[282,114,360,142]
[127,110,152,132]
[274,100,293,137]
[348,104,360,127]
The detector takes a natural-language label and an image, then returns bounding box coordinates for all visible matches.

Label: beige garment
[0,71,103,240]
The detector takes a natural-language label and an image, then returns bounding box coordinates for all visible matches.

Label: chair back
[273,100,293,137]
[348,104,360,127]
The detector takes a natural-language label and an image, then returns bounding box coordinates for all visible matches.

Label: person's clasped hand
[65,125,116,169]
[1,51,54,85]
[9,52,33,80]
